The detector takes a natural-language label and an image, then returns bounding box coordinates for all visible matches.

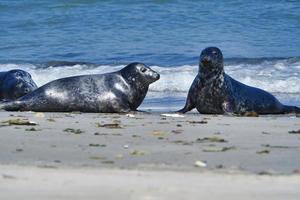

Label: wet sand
[0,111,299,199]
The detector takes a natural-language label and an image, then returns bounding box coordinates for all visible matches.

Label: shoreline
[0,111,299,174]
[1,111,300,199]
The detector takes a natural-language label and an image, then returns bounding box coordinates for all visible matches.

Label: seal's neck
[131,86,148,110]
[119,71,149,110]
[199,68,225,84]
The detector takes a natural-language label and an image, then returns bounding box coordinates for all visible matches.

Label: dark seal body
[0,69,37,101]
[1,63,159,113]
[178,47,300,114]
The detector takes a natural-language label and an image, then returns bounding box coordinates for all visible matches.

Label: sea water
[1,0,299,111]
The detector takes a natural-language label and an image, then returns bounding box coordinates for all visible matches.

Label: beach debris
[203,146,235,152]
[242,111,259,117]
[213,132,221,135]
[158,121,170,124]
[130,150,146,156]
[126,114,135,118]
[89,156,106,160]
[115,154,124,159]
[151,130,166,137]
[194,160,207,168]
[101,160,115,164]
[2,174,16,179]
[89,144,107,147]
[161,113,184,118]
[216,164,224,169]
[173,140,193,145]
[256,149,270,154]
[94,132,109,136]
[123,145,129,149]
[176,124,182,127]
[63,128,84,134]
[217,123,230,126]
[34,112,45,118]
[47,118,56,122]
[16,148,23,152]
[257,171,273,176]
[54,160,61,163]
[25,127,41,131]
[262,144,300,149]
[288,130,300,134]
[203,117,211,120]
[132,134,141,138]
[37,165,57,169]
[64,114,75,118]
[96,122,122,129]
[2,119,37,126]
[262,131,271,135]
[112,133,122,136]
[196,136,227,143]
[0,124,8,128]
[187,120,208,124]
[171,129,183,134]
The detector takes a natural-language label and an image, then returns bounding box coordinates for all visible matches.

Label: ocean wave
[0,58,299,97]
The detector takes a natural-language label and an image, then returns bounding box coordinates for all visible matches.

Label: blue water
[1,0,300,110]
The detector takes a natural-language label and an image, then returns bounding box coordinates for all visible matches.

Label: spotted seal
[1,63,160,113]
[0,69,37,101]
[178,47,300,114]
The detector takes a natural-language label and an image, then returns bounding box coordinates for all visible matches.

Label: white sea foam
[1,60,299,98]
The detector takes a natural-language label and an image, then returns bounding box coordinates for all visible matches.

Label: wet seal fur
[0,69,37,101]
[178,47,300,115]
[1,63,160,113]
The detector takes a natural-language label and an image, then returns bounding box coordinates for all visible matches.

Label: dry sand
[0,111,299,199]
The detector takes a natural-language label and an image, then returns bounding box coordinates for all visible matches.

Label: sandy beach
[0,111,299,199]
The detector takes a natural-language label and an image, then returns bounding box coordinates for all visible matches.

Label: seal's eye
[140,67,147,73]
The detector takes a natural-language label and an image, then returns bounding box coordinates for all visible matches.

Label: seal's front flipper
[131,110,150,114]
[177,101,195,114]
[222,101,236,116]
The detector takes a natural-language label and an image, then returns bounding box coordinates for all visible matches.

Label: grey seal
[1,63,160,113]
[178,47,300,114]
[0,69,37,101]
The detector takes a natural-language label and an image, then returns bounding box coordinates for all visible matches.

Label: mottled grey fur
[178,47,300,114]
[1,63,159,113]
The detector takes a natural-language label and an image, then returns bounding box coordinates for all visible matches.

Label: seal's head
[121,62,160,85]
[199,47,224,76]
[1,70,37,100]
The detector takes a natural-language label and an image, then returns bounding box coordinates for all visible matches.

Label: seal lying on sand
[0,69,37,101]
[1,63,160,113]
[178,47,300,114]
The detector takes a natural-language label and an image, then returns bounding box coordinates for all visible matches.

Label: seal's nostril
[201,56,211,65]
[155,73,160,80]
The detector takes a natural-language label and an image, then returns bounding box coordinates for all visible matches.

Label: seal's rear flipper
[283,105,300,114]
[0,101,23,111]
